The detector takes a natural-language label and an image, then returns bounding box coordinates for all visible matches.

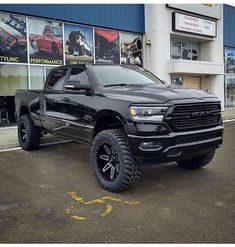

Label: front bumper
[128,125,223,165]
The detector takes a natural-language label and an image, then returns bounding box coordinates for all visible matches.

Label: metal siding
[0,4,144,33]
[224,4,235,48]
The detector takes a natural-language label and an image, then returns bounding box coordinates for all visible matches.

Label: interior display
[64,24,93,65]
[95,28,120,64]
[0,13,27,63]
[120,32,142,66]
[28,18,63,65]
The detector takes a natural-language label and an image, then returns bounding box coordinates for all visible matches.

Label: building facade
[144,4,224,110]
[0,4,234,127]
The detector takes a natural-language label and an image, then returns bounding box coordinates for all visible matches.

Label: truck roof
[54,64,140,70]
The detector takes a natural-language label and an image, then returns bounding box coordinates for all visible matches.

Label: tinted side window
[69,68,90,85]
[47,69,67,91]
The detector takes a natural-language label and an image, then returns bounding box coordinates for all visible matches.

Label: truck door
[40,68,68,133]
[59,67,94,143]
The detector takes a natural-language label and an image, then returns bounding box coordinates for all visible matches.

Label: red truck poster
[0,12,27,63]
[28,18,63,65]
[64,24,93,65]
[95,28,120,64]
[120,32,142,66]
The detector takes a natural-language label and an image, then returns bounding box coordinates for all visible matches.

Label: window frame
[45,67,69,92]
[171,39,200,61]
[64,67,93,93]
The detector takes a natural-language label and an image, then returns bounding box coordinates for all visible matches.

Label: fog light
[140,141,162,150]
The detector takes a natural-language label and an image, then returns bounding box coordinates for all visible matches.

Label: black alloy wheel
[96,142,120,182]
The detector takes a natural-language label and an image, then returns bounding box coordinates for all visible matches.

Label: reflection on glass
[0,65,28,96]
[182,42,191,60]
[171,40,200,61]
[171,41,181,59]
[30,66,53,89]
[0,65,28,126]
[226,75,235,107]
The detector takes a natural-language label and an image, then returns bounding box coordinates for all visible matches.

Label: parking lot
[0,122,235,243]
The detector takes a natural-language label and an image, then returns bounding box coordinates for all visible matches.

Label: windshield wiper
[104,83,145,88]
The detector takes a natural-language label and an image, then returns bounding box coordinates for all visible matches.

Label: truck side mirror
[64,80,91,92]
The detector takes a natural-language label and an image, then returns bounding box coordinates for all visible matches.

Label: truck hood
[103,84,219,104]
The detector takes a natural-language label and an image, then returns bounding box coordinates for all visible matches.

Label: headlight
[130,106,168,121]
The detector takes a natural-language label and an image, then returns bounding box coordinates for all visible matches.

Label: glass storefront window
[181,42,191,60]
[171,40,200,61]
[30,66,54,89]
[172,76,183,86]
[0,64,27,126]
[171,41,181,59]
[226,75,235,108]
[0,65,28,96]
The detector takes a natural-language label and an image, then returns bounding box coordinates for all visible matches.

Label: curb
[0,135,70,151]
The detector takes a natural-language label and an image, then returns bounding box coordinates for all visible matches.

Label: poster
[95,28,120,64]
[225,48,235,74]
[28,18,63,65]
[64,24,93,65]
[0,13,27,63]
[120,33,142,66]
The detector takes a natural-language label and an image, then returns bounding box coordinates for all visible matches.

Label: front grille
[166,103,221,131]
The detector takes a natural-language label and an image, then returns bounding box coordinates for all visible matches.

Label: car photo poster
[28,17,63,65]
[95,28,120,64]
[0,12,27,63]
[120,32,142,66]
[225,47,235,74]
[64,24,93,65]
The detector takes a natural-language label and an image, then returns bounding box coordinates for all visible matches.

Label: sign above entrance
[172,12,217,38]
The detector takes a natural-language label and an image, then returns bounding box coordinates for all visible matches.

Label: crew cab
[30,24,63,57]
[15,64,223,192]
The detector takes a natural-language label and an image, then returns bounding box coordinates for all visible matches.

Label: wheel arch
[93,110,128,140]
[19,105,30,118]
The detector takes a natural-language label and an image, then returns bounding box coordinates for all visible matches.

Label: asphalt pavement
[0,122,234,243]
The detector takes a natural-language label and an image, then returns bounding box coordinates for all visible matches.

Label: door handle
[62,97,70,102]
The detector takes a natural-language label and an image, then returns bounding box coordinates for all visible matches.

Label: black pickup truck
[15,64,223,192]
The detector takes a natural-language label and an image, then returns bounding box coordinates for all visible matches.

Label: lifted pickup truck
[15,64,223,192]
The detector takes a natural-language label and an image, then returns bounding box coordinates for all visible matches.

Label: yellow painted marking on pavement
[71,215,88,221]
[67,192,84,203]
[101,205,113,216]
[101,196,122,202]
[84,198,105,205]
[65,191,140,221]
[65,205,74,214]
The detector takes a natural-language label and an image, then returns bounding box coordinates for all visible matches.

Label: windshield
[52,26,62,37]
[91,65,162,86]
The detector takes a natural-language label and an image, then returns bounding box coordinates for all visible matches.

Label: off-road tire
[91,129,141,192]
[177,150,215,169]
[18,115,41,151]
